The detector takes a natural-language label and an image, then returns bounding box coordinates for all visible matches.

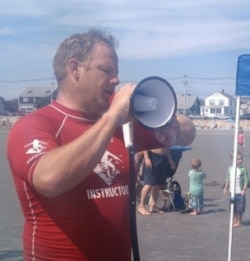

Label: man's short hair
[53,28,118,84]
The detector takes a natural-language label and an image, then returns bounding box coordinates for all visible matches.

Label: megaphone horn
[131,76,177,129]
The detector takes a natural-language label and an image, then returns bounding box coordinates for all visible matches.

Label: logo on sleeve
[24,139,48,154]
[24,139,49,165]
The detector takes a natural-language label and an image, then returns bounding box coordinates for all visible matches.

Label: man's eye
[99,68,110,75]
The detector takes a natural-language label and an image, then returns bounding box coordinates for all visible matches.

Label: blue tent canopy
[235,54,250,96]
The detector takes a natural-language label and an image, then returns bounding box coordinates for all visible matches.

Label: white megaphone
[131,76,177,129]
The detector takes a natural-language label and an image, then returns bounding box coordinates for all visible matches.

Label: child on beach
[223,152,249,227]
[238,127,245,154]
[188,158,206,215]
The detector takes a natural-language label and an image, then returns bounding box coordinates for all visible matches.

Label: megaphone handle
[122,122,140,260]
[122,122,134,148]
[128,145,140,261]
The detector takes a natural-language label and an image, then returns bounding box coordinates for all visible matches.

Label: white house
[200,89,236,118]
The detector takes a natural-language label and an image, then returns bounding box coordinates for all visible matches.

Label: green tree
[4,99,19,112]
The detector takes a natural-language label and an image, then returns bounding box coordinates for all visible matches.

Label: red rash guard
[7,101,161,261]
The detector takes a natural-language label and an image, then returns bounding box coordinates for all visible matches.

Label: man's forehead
[92,42,117,57]
[90,44,118,68]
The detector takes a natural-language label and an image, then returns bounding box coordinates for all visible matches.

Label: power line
[0,75,236,83]
[189,76,235,80]
[0,77,54,83]
[0,75,237,100]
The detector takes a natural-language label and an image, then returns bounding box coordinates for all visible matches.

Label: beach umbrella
[227,54,250,261]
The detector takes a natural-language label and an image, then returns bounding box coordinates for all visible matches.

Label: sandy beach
[1,127,250,260]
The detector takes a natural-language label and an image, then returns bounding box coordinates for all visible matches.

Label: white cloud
[117,18,250,59]
[0,25,15,35]
[1,1,249,59]
[1,0,250,98]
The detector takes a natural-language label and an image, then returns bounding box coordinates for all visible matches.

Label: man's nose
[110,76,119,86]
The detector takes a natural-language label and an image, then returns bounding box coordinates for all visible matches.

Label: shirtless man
[138,147,176,215]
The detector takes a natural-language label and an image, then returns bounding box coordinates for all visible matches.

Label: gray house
[176,94,202,116]
[0,98,4,114]
[19,87,57,112]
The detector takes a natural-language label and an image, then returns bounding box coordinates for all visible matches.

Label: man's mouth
[105,90,114,97]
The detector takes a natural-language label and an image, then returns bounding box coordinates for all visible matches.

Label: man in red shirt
[7,29,195,260]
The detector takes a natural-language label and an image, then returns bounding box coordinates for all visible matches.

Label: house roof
[19,87,57,97]
[176,94,199,110]
[206,90,235,100]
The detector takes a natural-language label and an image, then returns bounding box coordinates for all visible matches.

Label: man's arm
[143,150,152,168]
[223,181,230,196]
[165,148,176,170]
[33,90,195,197]
[33,84,135,197]
[241,168,249,195]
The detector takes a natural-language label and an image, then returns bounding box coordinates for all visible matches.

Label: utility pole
[184,75,188,116]
[51,77,55,103]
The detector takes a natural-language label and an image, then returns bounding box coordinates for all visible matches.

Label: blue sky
[1,0,250,99]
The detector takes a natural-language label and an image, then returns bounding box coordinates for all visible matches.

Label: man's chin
[98,102,110,115]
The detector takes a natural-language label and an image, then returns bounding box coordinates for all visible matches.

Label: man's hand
[144,158,152,168]
[108,83,135,126]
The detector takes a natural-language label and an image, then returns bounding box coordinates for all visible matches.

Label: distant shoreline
[191,119,250,130]
[2,116,250,131]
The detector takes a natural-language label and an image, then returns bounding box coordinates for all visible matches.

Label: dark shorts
[234,194,246,214]
[143,152,168,186]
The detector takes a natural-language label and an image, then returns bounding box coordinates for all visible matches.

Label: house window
[22,97,29,102]
[219,100,224,106]
[209,100,215,105]
[210,108,215,113]
[33,97,36,102]
[216,108,221,114]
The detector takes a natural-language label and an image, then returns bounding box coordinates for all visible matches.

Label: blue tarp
[170,146,192,152]
[235,54,250,96]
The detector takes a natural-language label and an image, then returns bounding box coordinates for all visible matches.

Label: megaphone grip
[133,94,159,112]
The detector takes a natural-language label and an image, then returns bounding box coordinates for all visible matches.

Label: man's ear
[69,59,80,80]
